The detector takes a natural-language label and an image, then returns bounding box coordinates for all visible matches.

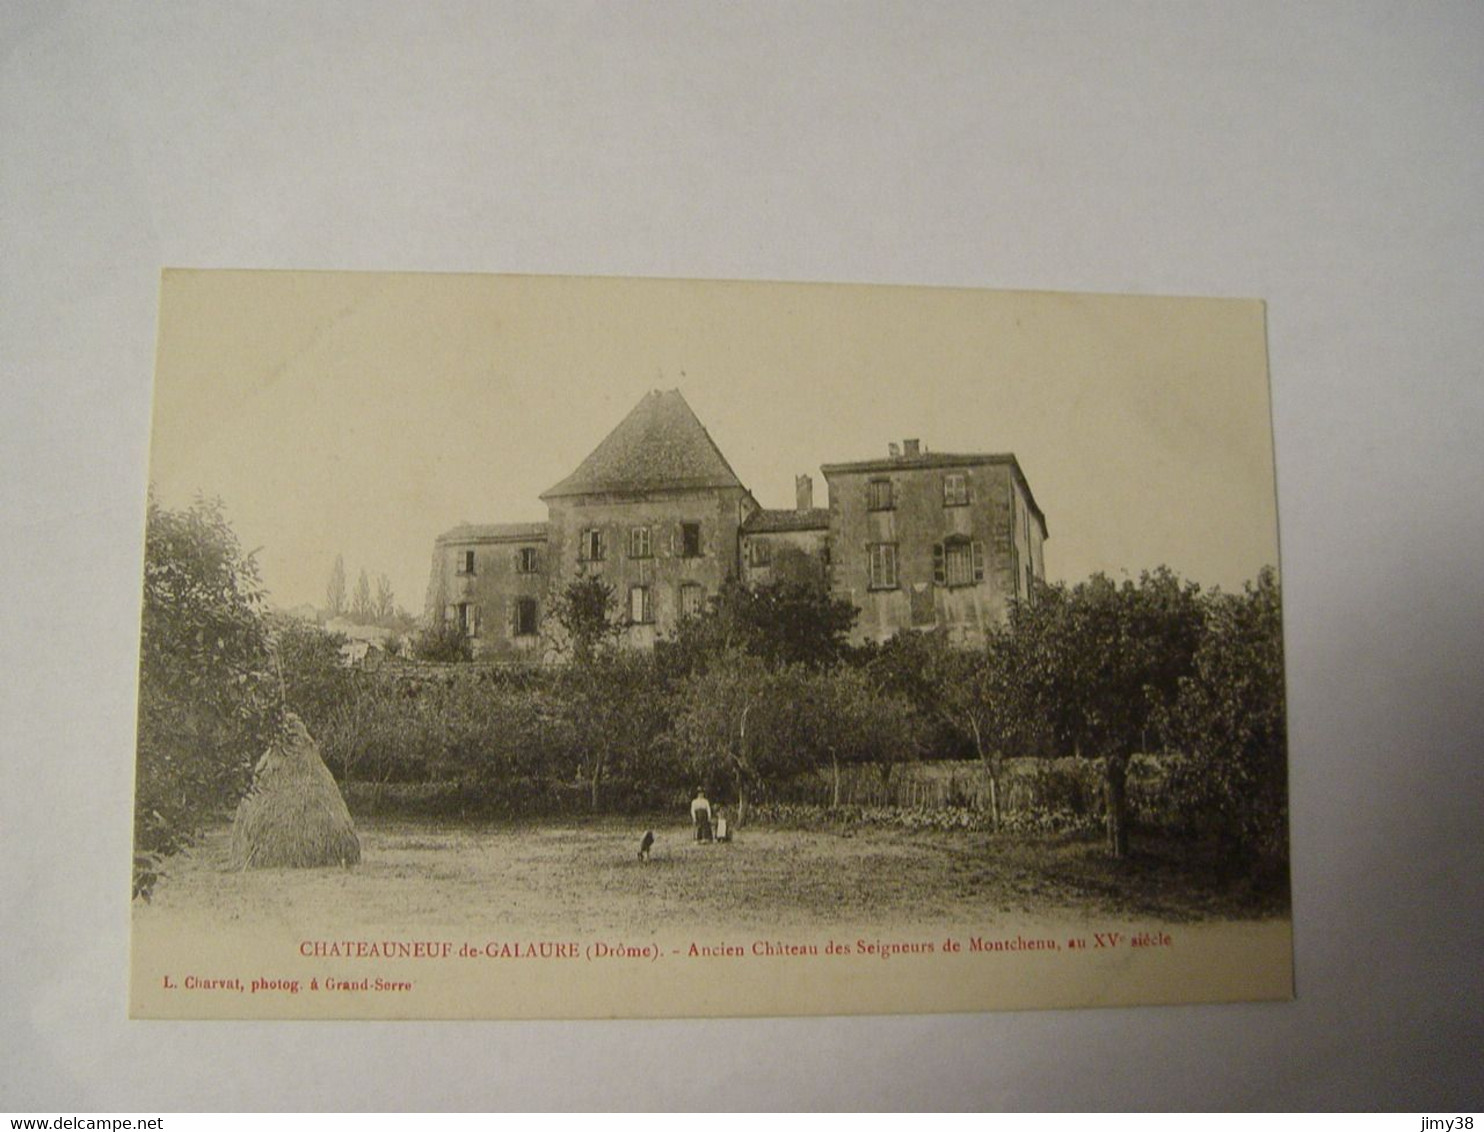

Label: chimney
[903,438,921,457]
[888,442,901,458]
[795,474,813,512]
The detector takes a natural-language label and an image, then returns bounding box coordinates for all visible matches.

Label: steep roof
[541,389,747,500]
[741,507,831,534]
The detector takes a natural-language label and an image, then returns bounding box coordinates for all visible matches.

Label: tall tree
[1005,568,1205,857]
[135,493,275,898]
[352,568,373,623]
[374,573,395,623]
[798,665,923,807]
[550,576,624,664]
[667,651,798,824]
[865,629,1027,828]
[1159,568,1288,877]
[326,554,347,617]
[265,614,353,738]
[561,650,671,811]
[659,578,858,676]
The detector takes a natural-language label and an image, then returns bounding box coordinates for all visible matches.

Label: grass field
[135,815,1287,938]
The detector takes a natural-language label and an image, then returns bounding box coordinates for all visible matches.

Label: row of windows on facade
[457,547,541,576]
[453,583,708,638]
[455,596,540,638]
[452,526,701,576]
[866,538,987,591]
[867,473,972,512]
[868,540,1039,599]
[578,522,704,563]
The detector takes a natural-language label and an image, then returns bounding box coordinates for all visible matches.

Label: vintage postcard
[130,271,1291,1019]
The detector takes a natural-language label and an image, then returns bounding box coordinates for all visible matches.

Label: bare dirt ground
[135,816,1286,938]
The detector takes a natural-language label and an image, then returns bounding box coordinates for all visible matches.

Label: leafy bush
[1002,758,1102,817]
[1158,569,1289,878]
[267,614,353,737]
[134,494,275,898]
[426,677,573,810]
[412,619,472,662]
[316,680,438,787]
[747,801,1100,836]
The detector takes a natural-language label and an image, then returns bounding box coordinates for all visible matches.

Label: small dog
[638,830,655,861]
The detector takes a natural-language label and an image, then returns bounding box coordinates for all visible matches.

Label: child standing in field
[714,808,729,843]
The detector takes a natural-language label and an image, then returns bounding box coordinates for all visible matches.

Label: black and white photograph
[130,271,1290,1019]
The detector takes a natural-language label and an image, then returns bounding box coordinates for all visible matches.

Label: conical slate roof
[541,389,746,499]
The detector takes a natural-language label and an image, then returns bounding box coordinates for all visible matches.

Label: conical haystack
[230,713,361,869]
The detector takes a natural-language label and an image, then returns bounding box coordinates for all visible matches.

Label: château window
[516,547,539,574]
[867,479,894,511]
[456,602,479,637]
[579,528,605,562]
[629,526,652,559]
[515,597,538,637]
[679,583,704,618]
[456,549,476,575]
[933,537,985,587]
[680,522,702,558]
[629,585,653,624]
[747,539,772,568]
[867,543,898,590]
[943,473,969,507]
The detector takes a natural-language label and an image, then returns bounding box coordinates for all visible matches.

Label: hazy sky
[148,271,1279,615]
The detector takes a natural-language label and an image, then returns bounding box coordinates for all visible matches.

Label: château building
[423,389,1046,658]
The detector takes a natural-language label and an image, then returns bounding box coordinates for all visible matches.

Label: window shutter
[933,543,946,585]
[972,541,985,582]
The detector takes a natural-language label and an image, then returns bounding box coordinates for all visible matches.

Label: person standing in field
[690,787,713,842]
